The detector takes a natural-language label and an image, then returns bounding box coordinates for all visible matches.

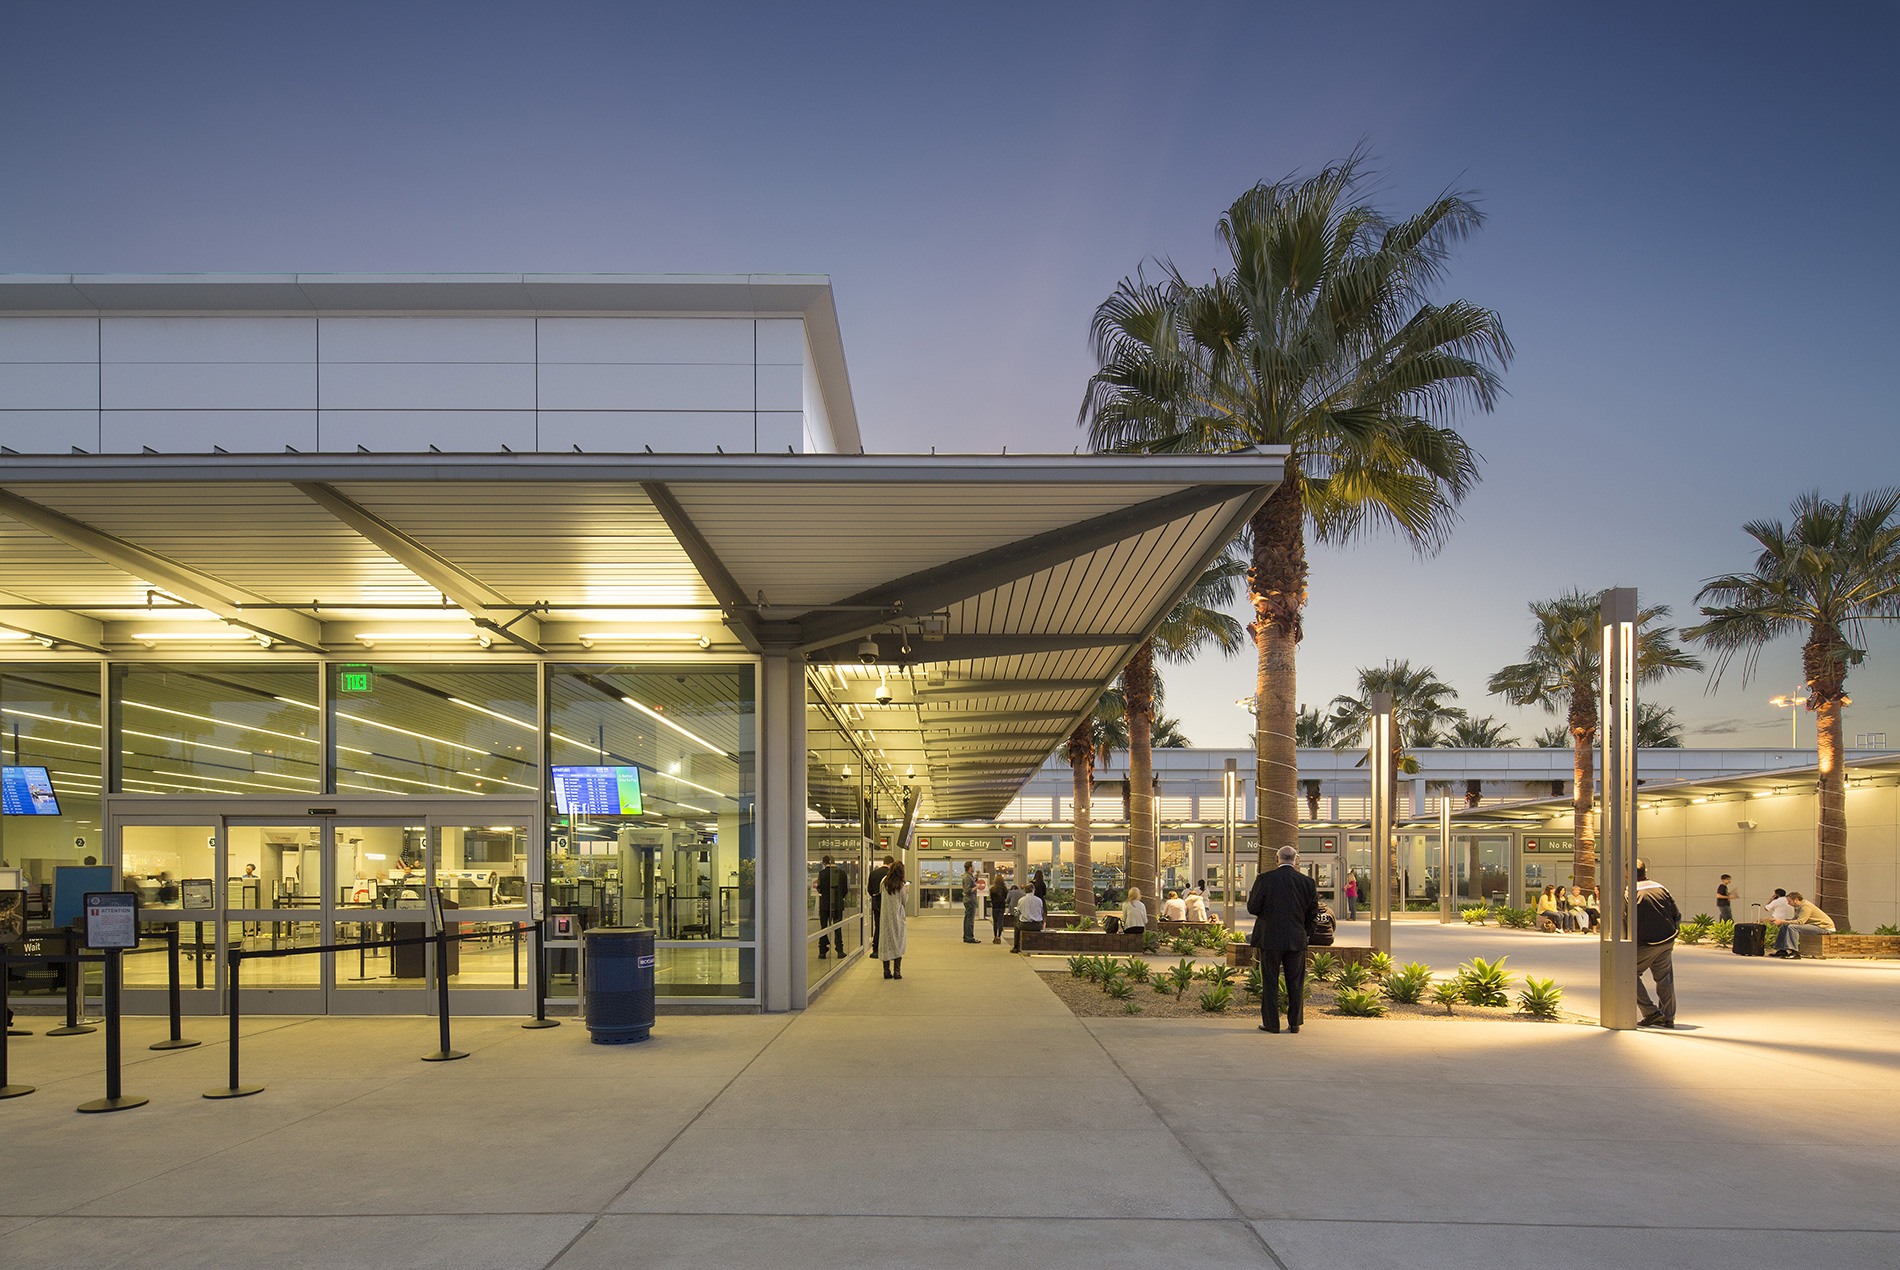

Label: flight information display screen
[1,765,61,816]
[551,766,644,816]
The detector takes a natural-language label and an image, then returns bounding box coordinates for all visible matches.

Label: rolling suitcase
[1732,922,1767,956]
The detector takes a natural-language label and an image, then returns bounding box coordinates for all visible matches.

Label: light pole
[1222,758,1238,927]
[1769,688,1809,749]
[1599,588,1639,1031]
[1367,692,1394,955]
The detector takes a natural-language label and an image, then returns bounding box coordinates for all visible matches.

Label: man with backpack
[1635,859,1682,1029]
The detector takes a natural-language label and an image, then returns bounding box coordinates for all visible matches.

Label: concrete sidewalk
[2,914,1896,1268]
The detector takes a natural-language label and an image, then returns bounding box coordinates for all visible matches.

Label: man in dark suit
[815,854,848,959]
[866,855,893,957]
[1247,844,1319,1034]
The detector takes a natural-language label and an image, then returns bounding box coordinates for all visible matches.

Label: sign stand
[76,893,146,1113]
[523,901,559,1029]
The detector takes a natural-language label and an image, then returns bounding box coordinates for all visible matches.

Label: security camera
[857,638,880,663]
[874,684,894,705]
[1737,820,1757,831]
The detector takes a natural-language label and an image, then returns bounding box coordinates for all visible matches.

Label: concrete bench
[1017,929,1144,955]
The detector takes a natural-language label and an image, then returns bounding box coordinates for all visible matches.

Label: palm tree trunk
[1569,686,1598,892]
[1806,628,1851,926]
[1124,640,1156,910]
[1303,780,1321,820]
[1249,480,1306,873]
[1464,778,1482,809]
[1068,722,1095,917]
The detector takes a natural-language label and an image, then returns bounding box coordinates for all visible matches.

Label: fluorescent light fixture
[354,631,491,648]
[619,695,732,759]
[131,630,273,648]
[365,853,387,861]
[578,632,711,649]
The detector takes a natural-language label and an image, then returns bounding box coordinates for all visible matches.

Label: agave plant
[1243,962,1265,998]
[1430,980,1461,1016]
[1121,956,1152,984]
[1368,951,1394,978]
[1104,974,1135,1000]
[1381,962,1433,1004]
[1461,904,1490,925]
[1517,976,1563,1019]
[1334,987,1387,1017]
[1307,950,1339,982]
[1169,958,1197,999]
[1456,956,1513,1007]
[1169,936,1197,955]
[1334,961,1372,992]
[1709,919,1736,947]
[1141,930,1163,954]
[1678,918,1711,946]
[1198,983,1235,1013]
[1067,955,1092,979]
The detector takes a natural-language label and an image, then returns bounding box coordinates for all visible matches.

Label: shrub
[1334,987,1387,1017]
[1678,918,1711,946]
[1709,919,1735,947]
[1689,912,1714,925]
[1121,956,1152,984]
[1243,962,1265,998]
[1430,980,1461,1015]
[1456,955,1513,1007]
[1104,975,1134,1000]
[1495,905,1535,930]
[1198,984,1235,1012]
[1169,958,1197,999]
[1334,961,1371,992]
[1307,951,1339,982]
[1381,962,1433,1004]
[1876,924,1900,937]
[1461,904,1491,925]
[1368,951,1394,978]
[1517,976,1563,1019]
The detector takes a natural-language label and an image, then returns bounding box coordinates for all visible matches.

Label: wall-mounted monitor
[1,765,61,816]
[551,765,644,816]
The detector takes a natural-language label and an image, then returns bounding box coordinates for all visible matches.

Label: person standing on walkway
[1247,845,1319,1034]
[867,854,893,957]
[879,862,909,980]
[988,871,1010,944]
[1012,881,1045,954]
[1343,872,1358,920]
[815,854,848,960]
[1635,860,1681,1028]
[1032,870,1047,903]
[1715,874,1735,923]
[961,861,981,944]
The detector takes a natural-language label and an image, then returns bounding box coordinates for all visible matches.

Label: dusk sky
[3,2,1896,755]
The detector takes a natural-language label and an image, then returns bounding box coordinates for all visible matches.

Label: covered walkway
[3,916,1897,1267]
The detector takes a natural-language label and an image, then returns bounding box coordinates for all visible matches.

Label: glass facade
[2,658,760,1010]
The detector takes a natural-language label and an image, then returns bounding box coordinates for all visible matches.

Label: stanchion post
[524,919,559,1029]
[204,949,262,1099]
[421,929,467,1062]
[150,925,201,1051]
[46,931,95,1036]
[77,948,147,1113]
[0,954,35,1098]
[4,945,31,1037]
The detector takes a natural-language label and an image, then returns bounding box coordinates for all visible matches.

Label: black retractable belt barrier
[523,917,559,1029]
[203,948,263,1100]
[45,931,96,1036]
[420,928,468,1062]
[0,954,34,1098]
[76,948,147,1113]
[149,926,201,1051]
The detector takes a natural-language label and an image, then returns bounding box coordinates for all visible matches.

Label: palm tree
[1636,702,1684,748]
[1444,715,1518,807]
[1065,690,1130,916]
[1122,551,1246,909]
[1151,714,1190,747]
[1685,489,1900,927]
[1295,704,1332,819]
[1082,155,1510,872]
[1531,725,1569,748]
[1489,592,1702,890]
[1324,661,1466,891]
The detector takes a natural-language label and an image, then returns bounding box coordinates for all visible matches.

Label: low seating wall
[1795,931,1900,959]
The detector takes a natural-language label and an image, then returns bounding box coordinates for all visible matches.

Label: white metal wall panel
[754,319,804,364]
[317,362,536,411]
[103,317,316,363]
[536,411,757,453]
[756,412,801,452]
[103,362,317,411]
[754,363,801,412]
[319,317,535,363]
[0,318,97,361]
[318,410,534,452]
[101,410,317,454]
[0,411,98,452]
[0,363,97,410]
[537,362,753,412]
[535,317,755,364]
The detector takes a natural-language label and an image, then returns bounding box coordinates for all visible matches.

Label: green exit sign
[338,666,374,694]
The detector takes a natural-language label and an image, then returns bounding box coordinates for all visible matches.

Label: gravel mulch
[1035,966,1591,1025]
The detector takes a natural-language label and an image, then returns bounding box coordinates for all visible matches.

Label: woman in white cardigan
[879,862,909,980]
[1122,887,1148,935]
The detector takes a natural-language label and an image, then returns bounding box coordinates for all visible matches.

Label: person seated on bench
[1568,885,1595,931]
[1161,890,1187,922]
[1772,891,1834,958]
[1122,888,1147,936]
[1011,884,1045,954]
[1184,885,1208,922]
[1535,886,1563,930]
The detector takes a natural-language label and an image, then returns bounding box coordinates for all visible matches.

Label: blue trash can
[582,926,656,1044]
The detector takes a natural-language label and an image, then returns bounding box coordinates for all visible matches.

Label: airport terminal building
[0,274,1280,1015]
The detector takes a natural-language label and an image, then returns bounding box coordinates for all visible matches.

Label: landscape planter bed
[1226,944,1378,971]
[1796,931,1900,959]
[1018,929,1145,955]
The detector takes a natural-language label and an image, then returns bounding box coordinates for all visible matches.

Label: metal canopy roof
[0,450,1282,818]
